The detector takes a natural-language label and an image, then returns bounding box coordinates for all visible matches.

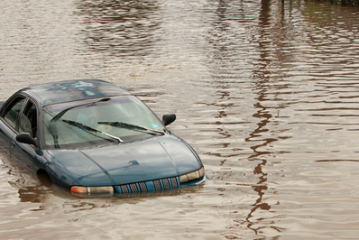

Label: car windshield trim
[98,121,164,135]
[62,119,123,143]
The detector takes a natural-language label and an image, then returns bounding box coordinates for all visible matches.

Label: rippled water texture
[1,0,359,239]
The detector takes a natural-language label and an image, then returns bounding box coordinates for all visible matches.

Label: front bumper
[70,175,207,197]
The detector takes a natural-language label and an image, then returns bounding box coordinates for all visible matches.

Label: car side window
[3,98,26,129]
[19,101,38,138]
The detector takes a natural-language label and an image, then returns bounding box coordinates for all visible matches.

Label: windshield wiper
[62,119,123,143]
[51,98,111,122]
[98,121,164,134]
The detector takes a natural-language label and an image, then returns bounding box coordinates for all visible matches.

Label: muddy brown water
[1,0,359,239]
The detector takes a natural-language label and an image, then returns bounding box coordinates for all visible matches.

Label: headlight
[70,186,114,196]
[179,167,205,183]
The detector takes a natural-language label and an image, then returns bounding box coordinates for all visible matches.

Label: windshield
[41,96,164,149]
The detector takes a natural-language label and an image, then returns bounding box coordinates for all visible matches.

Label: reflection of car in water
[0,79,206,197]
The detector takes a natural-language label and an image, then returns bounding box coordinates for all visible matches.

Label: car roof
[19,79,132,107]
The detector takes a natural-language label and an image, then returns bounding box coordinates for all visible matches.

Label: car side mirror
[162,113,176,126]
[16,132,38,147]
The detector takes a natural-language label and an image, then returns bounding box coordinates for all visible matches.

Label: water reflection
[208,0,231,69]
[245,0,280,236]
[76,0,161,57]
[18,185,49,204]
[4,162,51,204]
[204,0,233,157]
[204,0,280,235]
[303,0,359,30]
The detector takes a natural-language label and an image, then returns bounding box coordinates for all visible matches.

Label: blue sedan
[0,79,206,197]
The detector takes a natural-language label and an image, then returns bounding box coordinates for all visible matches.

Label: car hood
[46,135,202,186]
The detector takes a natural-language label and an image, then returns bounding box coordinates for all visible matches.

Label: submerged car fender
[44,153,82,189]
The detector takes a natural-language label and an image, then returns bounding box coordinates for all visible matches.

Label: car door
[0,96,40,172]
[0,97,26,154]
[11,99,40,172]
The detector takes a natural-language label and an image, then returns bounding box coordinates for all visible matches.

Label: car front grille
[114,177,180,195]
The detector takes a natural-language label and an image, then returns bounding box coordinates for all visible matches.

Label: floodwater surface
[1,0,359,239]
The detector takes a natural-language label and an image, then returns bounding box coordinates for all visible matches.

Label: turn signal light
[179,167,205,183]
[70,186,114,196]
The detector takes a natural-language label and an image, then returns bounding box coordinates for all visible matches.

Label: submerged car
[0,79,206,196]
